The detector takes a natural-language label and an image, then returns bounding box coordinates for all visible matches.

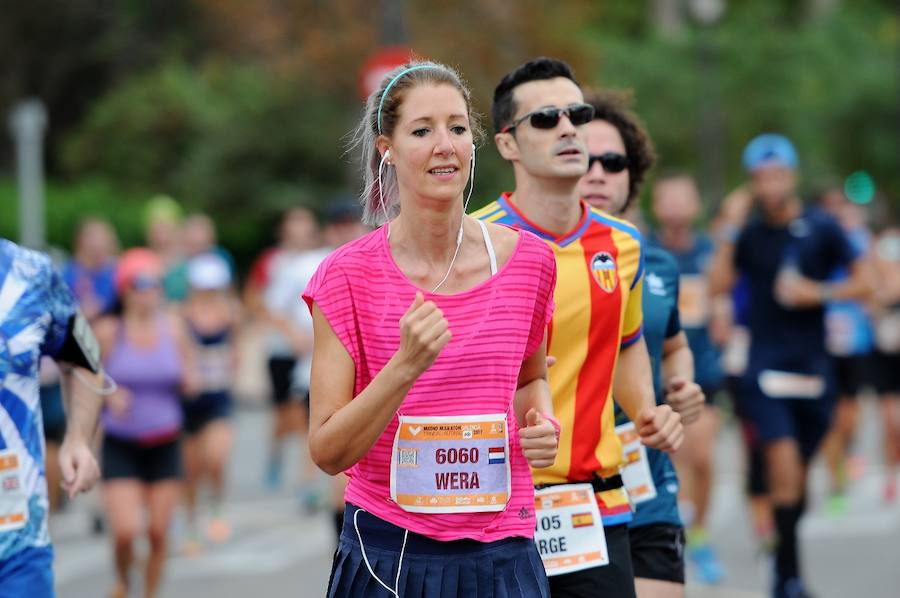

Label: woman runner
[305,61,560,597]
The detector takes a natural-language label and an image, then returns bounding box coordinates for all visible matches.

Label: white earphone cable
[383,143,477,294]
[353,507,408,597]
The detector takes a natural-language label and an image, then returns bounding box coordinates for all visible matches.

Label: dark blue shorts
[183,392,233,436]
[328,504,550,598]
[739,371,835,461]
[102,435,182,483]
[628,523,685,584]
[0,545,55,598]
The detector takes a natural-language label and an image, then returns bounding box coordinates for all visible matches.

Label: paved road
[53,397,899,598]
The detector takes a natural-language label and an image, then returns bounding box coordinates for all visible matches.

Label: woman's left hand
[519,408,558,468]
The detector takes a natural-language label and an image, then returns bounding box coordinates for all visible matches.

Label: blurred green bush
[2,0,896,264]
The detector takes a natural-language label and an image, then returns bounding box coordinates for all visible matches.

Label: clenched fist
[396,292,452,378]
[636,404,683,453]
[519,408,558,469]
[664,376,704,425]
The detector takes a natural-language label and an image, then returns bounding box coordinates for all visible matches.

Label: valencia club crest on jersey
[591,252,617,293]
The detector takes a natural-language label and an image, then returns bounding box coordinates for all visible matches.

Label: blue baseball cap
[742,133,798,172]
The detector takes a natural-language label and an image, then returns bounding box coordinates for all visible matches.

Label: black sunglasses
[588,152,629,174]
[501,103,595,133]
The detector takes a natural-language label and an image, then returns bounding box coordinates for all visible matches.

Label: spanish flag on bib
[473,194,644,525]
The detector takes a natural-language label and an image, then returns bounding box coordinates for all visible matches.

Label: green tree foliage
[588,3,900,209]
[3,0,897,263]
[0,177,147,250]
[61,62,356,260]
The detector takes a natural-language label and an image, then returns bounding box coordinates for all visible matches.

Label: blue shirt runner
[615,244,683,528]
[1,239,78,561]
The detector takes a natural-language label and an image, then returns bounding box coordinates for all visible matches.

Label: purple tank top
[103,316,183,441]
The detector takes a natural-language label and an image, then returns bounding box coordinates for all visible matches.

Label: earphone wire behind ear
[431,142,476,293]
[378,150,392,224]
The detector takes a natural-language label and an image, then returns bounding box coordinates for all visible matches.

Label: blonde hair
[349,60,483,226]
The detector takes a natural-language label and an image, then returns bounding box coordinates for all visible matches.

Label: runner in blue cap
[709,134,870,598]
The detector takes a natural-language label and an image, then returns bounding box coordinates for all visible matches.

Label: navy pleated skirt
[327,504,550,598]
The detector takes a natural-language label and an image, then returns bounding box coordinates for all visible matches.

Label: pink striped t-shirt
[303,224,556,542]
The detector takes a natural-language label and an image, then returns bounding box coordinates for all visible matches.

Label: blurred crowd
[33,137,900,596]
[38,195,368,597]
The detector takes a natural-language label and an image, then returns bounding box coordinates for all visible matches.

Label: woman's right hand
[394,292,451,379]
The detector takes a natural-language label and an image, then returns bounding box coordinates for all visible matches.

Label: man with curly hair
[579,89,707,598]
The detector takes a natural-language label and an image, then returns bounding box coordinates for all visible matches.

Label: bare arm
[513,337,553,426]
[57,366,103,498]
[661,331,694,383]
[308,294,450,475]
[58,367,103,447]
[612,337,656,423]
[874,243,900,307]
[661,331,704,425]
[708,186,753,296]
[708,241,738,297]
[777,255,873,309]
[513,337,558,469]
[169,310,201,397]
[829,258,872,303]
[614,337,684,452]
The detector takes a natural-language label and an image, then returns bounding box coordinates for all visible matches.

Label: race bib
[196,344,232,392]
[0,450,28,533]
[534,484,609,576]
[722,326,750,376]
[875,311,900,353]
[758,370,825,400]
[615,422,657,506]
[825,310,856,357]
[390,413,511,513]
[678,275,710,328]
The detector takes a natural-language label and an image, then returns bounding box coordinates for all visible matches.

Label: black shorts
[833,354,871,398]
[871,350,900,395]
[102,435,182,483]
[701,384,723,407]
[628,523,685,584]
[267,356,297,406]
[548,523,636,598]
[183,392,233,435]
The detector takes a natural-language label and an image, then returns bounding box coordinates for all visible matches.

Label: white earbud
[384,149,391,164]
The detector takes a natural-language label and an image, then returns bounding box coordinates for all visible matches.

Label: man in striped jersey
[474,58,683,598]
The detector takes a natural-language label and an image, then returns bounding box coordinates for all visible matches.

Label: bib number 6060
[435,447,480,464]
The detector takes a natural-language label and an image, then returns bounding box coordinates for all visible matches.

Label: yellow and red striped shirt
[474,194,644,524]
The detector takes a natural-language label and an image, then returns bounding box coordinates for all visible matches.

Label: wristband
[820,283,834,304]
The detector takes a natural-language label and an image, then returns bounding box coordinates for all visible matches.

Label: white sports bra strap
[478,219,498,276]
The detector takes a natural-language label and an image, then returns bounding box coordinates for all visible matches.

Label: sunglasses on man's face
[501,103,595,133]
[588,152,629,174]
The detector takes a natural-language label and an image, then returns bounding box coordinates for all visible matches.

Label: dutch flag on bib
[488,447,506,465]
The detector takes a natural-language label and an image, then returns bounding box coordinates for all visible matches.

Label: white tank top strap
[477,218,498,276]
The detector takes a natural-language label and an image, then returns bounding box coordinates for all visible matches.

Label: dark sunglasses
[131,274,161,292]
[501,103,595,133]
[588,152,629,174]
